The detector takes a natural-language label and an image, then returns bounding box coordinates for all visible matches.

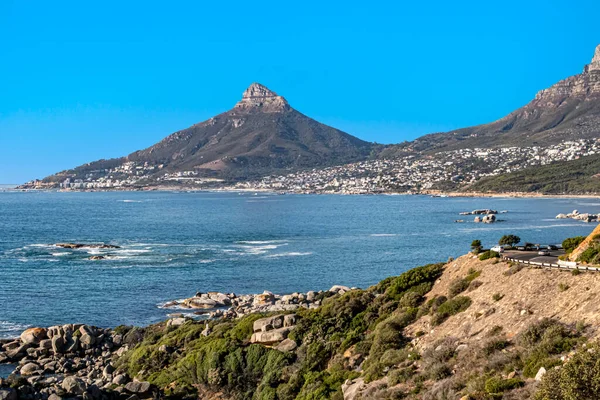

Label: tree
[499,235,520,248]
[562,236,586,254]
[470,240,482,254]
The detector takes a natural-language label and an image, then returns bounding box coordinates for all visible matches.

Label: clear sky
[0,0,598,183]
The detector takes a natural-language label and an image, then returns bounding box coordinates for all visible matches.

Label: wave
[0,320,30,337]
[52,252,71,256]
[236,240,287,245]
[265,252,313,258]
[118,200,143,203]
[370,234,398,237]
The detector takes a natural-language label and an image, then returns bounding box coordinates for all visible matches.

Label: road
[502,250,565,265]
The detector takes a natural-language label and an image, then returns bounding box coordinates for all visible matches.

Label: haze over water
[1,191,598,338]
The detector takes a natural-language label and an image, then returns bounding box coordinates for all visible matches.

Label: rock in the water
[20,328,47,344]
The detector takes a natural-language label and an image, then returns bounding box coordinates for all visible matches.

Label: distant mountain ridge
[37,83,373,186]
[403,45,600,152]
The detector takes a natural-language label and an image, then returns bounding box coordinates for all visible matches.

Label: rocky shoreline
[0,285,356,400]
[160,285,355,320]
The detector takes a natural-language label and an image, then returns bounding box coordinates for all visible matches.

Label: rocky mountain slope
[36,83,373,186]
[5,246,600,399]
[404,45,600,153]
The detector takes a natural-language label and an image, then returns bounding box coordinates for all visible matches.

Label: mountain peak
[584,44,600,73]
[234,83,290,112]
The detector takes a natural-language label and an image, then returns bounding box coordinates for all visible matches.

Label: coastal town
[237,139,600,194]
[20,139,600,193]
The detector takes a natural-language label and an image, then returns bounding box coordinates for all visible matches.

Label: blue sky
[0,0,598,183]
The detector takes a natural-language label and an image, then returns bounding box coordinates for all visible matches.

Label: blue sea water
[0,191,598,338]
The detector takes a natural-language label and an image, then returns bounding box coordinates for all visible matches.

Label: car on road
[491,246,505,253]
[547,245,558,250]
[538,250,551,256]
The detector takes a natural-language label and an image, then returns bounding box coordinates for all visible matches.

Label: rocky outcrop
[556,210,599,223]
[233,83,290,113]
[460,209,498,215]
[569,223,600,262]
[0,324,144,400]
[250,315,297,345]
[162,286,357,319]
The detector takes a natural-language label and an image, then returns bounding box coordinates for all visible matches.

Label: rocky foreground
[5,251,600,400]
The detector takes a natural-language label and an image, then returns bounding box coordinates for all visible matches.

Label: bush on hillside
[479,250,500,261]
[562,236,586,253]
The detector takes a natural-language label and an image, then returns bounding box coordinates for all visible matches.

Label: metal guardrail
[501,255,600,272]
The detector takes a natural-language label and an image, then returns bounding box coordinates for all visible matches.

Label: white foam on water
[118,200,143,203]
[265,252,313,258]
[0,320,30,337]
[370,234,398,237]
[52,252,71,256]
[236,240,287,245]
[199,259,216,264]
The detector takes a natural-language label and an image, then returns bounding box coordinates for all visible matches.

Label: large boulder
[125,381,153,394]
[253,292,275,306]
[62,376,86,395]
[250,327,292,345]
[20,362,41,376]
[20,328,47,344]
[253,315,285,332]
[275,338,297,352]
[52,335,65,353]
[0,389,17,400]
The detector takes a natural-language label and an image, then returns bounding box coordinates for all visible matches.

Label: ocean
[0,191,597,338]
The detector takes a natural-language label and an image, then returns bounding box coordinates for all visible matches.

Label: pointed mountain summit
[234,83,290,112]
[37,83,373,186]
[408,44,600,152]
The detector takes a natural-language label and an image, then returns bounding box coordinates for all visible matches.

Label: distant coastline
[7,185,600,199]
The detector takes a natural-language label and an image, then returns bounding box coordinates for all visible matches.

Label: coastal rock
[166,317,187,327]
[89,255,105,260]
[535,367,547,381]
[20,328,47,344]
[0,389,17,400]
[253,292,275,306]
[275,338,297,352]
[250,327,292,345]
[125,381,152,394]
[329,285,351,294]
[62,376,86,395]
[20,362,41,376]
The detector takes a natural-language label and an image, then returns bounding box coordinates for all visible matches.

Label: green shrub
[562,236,586,253]
[572,269,581,276]
[558,283,570,292]
[479,250,500,261]
[482,339,510,356]
[431,296,472,326]
[535,342,600,400]
[484,377,524,394]
[466,268,481,281]
[448,278,470,298]
[492,293,504,302]
[388,366,416,385]
[578,245,600,264]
